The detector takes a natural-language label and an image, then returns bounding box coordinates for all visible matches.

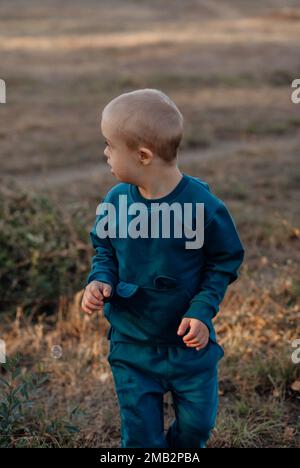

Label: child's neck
[137,167,183,200]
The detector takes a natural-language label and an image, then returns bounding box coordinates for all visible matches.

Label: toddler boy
[82,89,245,448]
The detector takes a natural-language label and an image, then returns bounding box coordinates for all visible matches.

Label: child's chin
[115,173,130,183]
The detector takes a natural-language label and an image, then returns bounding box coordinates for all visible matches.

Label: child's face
[101,118,141,184]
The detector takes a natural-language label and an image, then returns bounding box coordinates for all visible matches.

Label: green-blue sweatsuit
[86,173,245,448]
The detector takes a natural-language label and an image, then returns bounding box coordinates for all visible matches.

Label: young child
[82,89,245,448]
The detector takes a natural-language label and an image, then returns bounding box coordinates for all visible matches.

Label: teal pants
[107,334,224,448]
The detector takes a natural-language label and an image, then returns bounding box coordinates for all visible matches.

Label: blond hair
[102,89,184,163]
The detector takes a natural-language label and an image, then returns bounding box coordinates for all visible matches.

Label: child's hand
[177,317,209,351]
[81,280,112,316]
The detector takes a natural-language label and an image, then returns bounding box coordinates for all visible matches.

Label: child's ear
[138,147,153,165]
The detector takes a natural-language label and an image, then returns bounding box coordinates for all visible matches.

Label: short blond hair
[102,89,184,163]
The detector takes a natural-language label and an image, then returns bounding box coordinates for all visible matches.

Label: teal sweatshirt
[86,173,245,347]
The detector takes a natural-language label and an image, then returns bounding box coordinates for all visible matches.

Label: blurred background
[0,0,299,447]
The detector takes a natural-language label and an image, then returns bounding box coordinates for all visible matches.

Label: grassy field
[0,0,300,447]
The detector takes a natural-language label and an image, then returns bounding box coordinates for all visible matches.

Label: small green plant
[0,354,83,447]
[0,189,91,317]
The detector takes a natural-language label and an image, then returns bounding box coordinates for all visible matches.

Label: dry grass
[1,0,300,447]
[1,264,299,447]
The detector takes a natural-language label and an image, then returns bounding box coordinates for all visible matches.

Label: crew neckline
[130,172,190,205]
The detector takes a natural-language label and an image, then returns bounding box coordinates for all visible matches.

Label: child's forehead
[100,117,115,138]
[101,117,127,147]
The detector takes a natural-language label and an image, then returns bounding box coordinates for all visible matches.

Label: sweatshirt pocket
[109,277,192,344]
[112,280,141,318]
[116,281,140,298]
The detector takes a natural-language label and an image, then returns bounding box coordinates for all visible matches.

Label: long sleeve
[85,212,119,296]
[182,202,245,334]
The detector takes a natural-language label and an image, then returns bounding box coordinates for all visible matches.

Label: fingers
[81,281,113,317]
[89,284,103,302]
[81,299,103,315]
[182,328,198,342]
[101,283,112,298]
[185,336,206,346]
[177,318,190,336]
[85,295,103,307]
[182,321,209,350]
[196,337,209,350]
[186,336,209,349]
[81,281,105,315]
[81,281,112,315]
[82,303,94,316]
[82,293,103,309]
[185,338,202,346]
[184,332,207,345]
[81,291,103,316]
[84,299,103,311]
